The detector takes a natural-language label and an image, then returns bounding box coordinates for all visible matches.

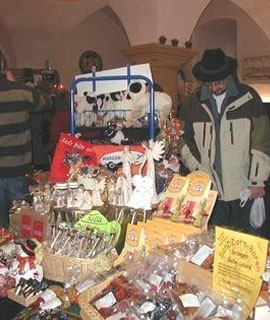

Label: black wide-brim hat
[192,48,238,82]
[21,239,37,257]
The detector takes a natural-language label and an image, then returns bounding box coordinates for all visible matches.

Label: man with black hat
[179,48,270,237]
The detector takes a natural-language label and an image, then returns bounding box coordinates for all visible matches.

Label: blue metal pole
[70,88,75,135]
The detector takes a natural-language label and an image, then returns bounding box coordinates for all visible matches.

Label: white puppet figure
[91,178,106,206]
[120,146,133,202]
[140,140,165,205]
[121,146,133,181]
[127,175,154,210]
[125,82,172,128]
[74,185,93,210]
[107,176,118,205]
[8,240,43,285]
[77,166,105,206]
[81,190,93,211]
[115,174,132,206]
[74,94,89,127]
[73,185,85,208]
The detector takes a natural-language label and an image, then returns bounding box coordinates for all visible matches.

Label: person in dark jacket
[179,48,270,237]
[46,89,70,159]
[0,70,47,229]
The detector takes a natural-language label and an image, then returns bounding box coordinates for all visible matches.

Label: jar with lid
[66,181,78,208]
[52,183,68,208]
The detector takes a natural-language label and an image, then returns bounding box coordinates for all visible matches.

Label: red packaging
[49,133,97,182]
[20,214,32,239]
[20,208,48,242]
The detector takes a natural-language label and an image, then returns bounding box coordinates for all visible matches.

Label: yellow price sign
[213,227,268,318]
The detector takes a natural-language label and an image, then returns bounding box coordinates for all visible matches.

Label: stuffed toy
[104,123,127,145]
[8,239,43,285]
[0,239,43,297]
[125,81,172,128]
[75,91,114,127]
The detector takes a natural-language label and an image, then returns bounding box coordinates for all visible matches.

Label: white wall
[5,7,130,88]
[183,0,270,82]
[196,0,270,58]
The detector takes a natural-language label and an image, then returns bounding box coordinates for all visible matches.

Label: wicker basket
[42,249,115,283]
[78,272,122,320]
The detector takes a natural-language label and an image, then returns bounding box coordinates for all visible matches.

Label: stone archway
[185,0,270,82]
[49,5,131,87]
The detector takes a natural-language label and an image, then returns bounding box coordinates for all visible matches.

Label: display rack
[69,65,156,140]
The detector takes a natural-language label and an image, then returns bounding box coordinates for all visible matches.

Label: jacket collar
[199,78,239,102]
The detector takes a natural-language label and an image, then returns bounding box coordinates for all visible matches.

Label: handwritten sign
[213,227,268,318]
[75,210,121,246]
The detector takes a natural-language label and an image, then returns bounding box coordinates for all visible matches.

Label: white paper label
[197,297,217,317]
[163,272,174,283]
[190,245,213,266]
[215,306,233,317]
[137,302,156,314]
[40,289,57,303]
[179,293,201,308]
[41,297,61,310]
[95,292,117,310]
[106,312,126,320]
[136,280,151,292]
[148,273,163,287]
[254,305,270,320]
[262,271,270,282]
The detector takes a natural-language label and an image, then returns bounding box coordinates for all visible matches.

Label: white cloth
[213,92,226,113]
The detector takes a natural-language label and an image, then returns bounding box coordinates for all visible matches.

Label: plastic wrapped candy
[91,251,179,319]
[170,280,242,320]
[161,229,215,270]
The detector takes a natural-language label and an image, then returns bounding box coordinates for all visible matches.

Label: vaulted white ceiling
[1,0,270,86]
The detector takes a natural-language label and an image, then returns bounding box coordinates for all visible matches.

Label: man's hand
[248,186,265,199]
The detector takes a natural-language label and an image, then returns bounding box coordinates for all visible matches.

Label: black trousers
[209,180,270,239]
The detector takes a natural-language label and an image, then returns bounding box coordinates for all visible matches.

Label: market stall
[3,65,270,320]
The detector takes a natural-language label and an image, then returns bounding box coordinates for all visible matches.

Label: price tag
[179,293,200,308]
[190,245,213,266]
[95,292,117,310]
[254,305,270,320]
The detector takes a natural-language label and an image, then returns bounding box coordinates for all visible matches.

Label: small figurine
[127,175,154,210]
[9,239,43,285]
[81,190,93,211]
[140,140,165,204]
[116,174,131,206]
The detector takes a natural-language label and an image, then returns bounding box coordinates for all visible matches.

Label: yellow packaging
[178,171,212,226]
[157,174,189,218]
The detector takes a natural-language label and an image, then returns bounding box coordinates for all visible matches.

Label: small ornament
[171,38,179,47]
[159,35,167,45]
